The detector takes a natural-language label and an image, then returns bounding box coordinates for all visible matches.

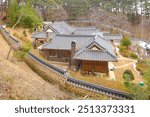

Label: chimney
[71,40,76,66]
[46,32,49,42]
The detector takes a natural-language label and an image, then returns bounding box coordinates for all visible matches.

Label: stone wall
[0,27,21,50]
[25,54,109,99]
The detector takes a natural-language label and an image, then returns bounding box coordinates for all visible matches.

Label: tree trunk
[7,47,12,59]
[12,14,23,29]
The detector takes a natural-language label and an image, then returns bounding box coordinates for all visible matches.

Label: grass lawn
[69,70,126,92]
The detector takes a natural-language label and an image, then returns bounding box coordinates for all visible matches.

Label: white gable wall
[46,28,54,33]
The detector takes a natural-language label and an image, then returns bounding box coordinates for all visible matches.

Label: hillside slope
[0,33,77,100]
[79,9,150,40]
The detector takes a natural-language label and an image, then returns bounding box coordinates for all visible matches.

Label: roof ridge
[74,26,96,28]
[62,22,75,34]
[76,38,95,52]
[94,34,117,59]
[43,24,59,33]
[55,34,95,37]
[106,50,117,60]
[74,46,117,62]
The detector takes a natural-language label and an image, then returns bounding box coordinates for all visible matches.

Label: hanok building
[32,22,122,75]
[32,22,98,48]
[102,32,123,44]
[39,34,117,75]
[137,41,150,58]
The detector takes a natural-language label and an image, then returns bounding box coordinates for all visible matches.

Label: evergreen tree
[7,0,19,26]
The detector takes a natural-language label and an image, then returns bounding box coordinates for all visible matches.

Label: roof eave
[41,48,71,51]
[74,57,117,62]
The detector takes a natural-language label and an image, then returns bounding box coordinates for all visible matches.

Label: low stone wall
[25,55,109,99]
[0,27,21,50]
[65,83,109,99]
[25,55,67,88]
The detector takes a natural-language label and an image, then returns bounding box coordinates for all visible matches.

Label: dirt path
[115,62,135,69]
[114,47,143,83]
[0,33,78,100]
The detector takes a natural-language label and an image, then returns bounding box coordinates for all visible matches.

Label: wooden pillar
[35,39,38,48]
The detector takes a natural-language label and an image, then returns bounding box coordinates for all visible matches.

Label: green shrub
[22,41,32,52]
[122,50,130,57]
[121,37,131,48]
[119,46,127,53]
[123,69,134,81]
[130,52,138,59]
[13,41,32,61]
[13,50,26,61]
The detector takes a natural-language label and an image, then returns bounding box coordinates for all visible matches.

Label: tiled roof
[139,41,150,50]
[31,31,54,39]
[41,34,94,50]
[74,51,117,61]
[32,22,118,62]
[73,27,98,35]
[101,32,122,40]
[74,35,117,61]
[43,22,76,35]
[43,22,97,35]
[32,22,122,41]
[139,41,148,49]
[41,34,117,62]
[31,31,47,39]
[147,43,150,49]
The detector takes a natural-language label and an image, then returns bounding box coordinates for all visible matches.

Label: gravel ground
[0,33,78,100]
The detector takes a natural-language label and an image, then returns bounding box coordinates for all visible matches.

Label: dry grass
[0,33,80,100]
[6,27,33,42]
[69,70,126,92]
[113,59,133,66]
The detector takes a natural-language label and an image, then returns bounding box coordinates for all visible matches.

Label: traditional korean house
[39,34,117,75]
[31,21,122,75]
[137,41,150,58]
[102,33,123,44]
